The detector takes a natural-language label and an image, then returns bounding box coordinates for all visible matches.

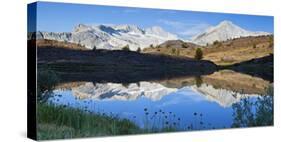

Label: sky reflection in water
[48,82,261,130]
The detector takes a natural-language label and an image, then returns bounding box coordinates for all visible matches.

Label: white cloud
[179,23,211,37]
[158,19,186,28]
[158,19,211,39]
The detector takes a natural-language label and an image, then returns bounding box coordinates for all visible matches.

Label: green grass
[37,103,187,140]
[37,103,140,140]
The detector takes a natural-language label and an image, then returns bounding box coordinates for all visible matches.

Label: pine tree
[194,48,203,60]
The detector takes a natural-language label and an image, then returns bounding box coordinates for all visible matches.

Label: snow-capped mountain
[71,82,177,101]
[54,81,260,107]
[191,20,270,45]
[34,20,270,49]
[189,83,259,107]
[36,24,178,51]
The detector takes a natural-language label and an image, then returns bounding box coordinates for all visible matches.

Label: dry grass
[143,35,273,65]
[36,39,89,50]
[143,45,196,58]
[203,36,273,65]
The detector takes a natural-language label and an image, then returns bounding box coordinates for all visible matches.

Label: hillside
[36,39,88,50]
[142,40,198,57]
[35,39,218,83]
[143,35,273,65]
[202,35,273,65]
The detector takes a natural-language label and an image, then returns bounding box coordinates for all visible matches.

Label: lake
[47,70,273,131]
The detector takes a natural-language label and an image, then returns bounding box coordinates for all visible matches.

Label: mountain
[54,81,259,107]
[189,84,259,107]
[71,82,177,101]
[33,20,271,49]
[35,24,178,51]
[192,20,270,45]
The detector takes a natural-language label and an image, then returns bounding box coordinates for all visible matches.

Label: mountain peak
[73,24,91,33]
[218,20,234,26]
[215,20,241,31]
[192,20,269,45]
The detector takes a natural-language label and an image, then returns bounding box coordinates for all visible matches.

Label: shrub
[195,76,203,87]
[37,68,60,102]
[122,45,130,51]
[92,46,97,51]
[213,40,219,45]
[194,48,203,60]
[172,48,176,54]
[213,40,222,47]
[137,47,141,53]
[253,44,257,49]
[269,36,273,48]
[182,44,188,48]
[176,49,180,56]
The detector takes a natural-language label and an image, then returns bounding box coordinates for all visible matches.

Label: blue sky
[34,2,273,39]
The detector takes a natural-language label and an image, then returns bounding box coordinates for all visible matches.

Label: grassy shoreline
[37,103,140,140]
[37,83,273,140]
[37,103,182,140]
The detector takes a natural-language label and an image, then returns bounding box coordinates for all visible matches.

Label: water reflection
[232,85,273,127]
[71,82,177,101]
[47,70,273,130]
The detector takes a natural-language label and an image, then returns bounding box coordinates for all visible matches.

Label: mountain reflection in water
[48,70,273,129]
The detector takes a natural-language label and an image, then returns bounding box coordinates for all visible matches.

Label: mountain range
[35,24,178,51]
[34,20,270,50]
[66,82,258,107]
[72,82,177,101]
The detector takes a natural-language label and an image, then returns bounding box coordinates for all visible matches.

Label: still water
[48,70,272,130]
